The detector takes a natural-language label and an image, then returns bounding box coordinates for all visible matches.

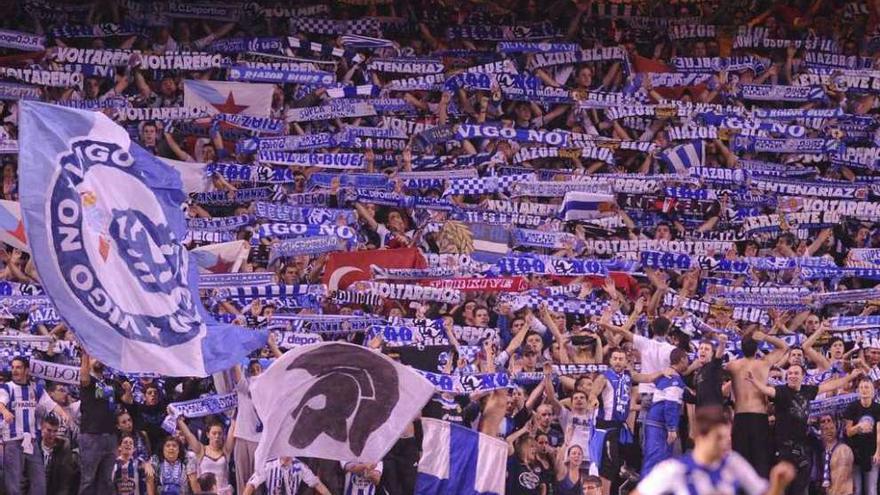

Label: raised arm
[176,416,204,457]
[802,322,831,371]
[542,363,562,415]
[754,331,789,364]
[817,370,861,395]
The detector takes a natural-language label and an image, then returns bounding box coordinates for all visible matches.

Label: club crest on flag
[45,135,200,345]
[19,101,266,376]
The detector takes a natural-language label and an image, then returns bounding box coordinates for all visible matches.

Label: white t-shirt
[636,451,767,495]
[558,407,598,462]
[633,335,675,394]
[234,377,261,442]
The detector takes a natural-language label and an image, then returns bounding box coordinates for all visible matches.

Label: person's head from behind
[693,405,731,461]
[651,317,671,339]
[670,348,689,373]
[40,414,60,446]
[197,472,218,492]
[514,434,535,463]
[741,334,759,358]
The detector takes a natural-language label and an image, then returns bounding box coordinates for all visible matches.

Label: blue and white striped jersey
[0,380,55,441]
[342,461,384,495]
[636,451,767,495]
[247,457,319,495]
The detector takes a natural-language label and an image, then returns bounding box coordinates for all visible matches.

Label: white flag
[252,342,435,466]
[183,79,273,118]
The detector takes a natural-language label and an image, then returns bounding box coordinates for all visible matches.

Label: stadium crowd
[1,0,880,494]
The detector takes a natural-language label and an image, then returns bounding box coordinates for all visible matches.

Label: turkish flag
[323,247,427,290]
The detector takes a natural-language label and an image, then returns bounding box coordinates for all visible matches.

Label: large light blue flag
[18,101,266,376]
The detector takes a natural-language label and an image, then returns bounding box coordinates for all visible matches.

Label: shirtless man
[726,331,788,477]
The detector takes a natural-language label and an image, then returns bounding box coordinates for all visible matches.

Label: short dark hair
[42,414,60,428]
[652,317,671,337]
[10,356,29,368]
[786,363,805,374]
[741,335,758,358]
[198,473,217,491]
[693,405,730,437]
[118,432,134,445]
[670,348,688,365]
[609,347,627,360]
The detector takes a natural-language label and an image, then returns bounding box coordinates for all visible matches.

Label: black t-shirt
[506,457,542,495]
[773,385,819,446]
[128,402,168,450]
[844,401,880,471]
[80,379,119,435]
[692,357,724,407]
[422,395,467,426]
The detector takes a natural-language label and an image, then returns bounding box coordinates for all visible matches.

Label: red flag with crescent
[322,247,427,291]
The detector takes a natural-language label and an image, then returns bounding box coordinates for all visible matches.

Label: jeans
[78,433,116,495]
[3,438,46,495]
[854,465,879,495]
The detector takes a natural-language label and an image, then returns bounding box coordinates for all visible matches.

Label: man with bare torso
[726,331,789,478]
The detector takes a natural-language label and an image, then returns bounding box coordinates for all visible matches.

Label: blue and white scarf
[0,67,82,88]
[253,202,356,225]
[446,21,560,41]
[420,372,511,394]
[285,101,376,122]
[228,66,334,85]
[493,255,609,276]
[671,56,769,73]
[258,151,365,169]
[497,41,579,53]
[309,172,391,191]
[214,113,285,134]
[526,46,627,70]
[738,84,825,102]
[268,237,344,264]
[0,29,44,50]
[368,57,444,73]
[731,136,842,154]
[364,282,462,304]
